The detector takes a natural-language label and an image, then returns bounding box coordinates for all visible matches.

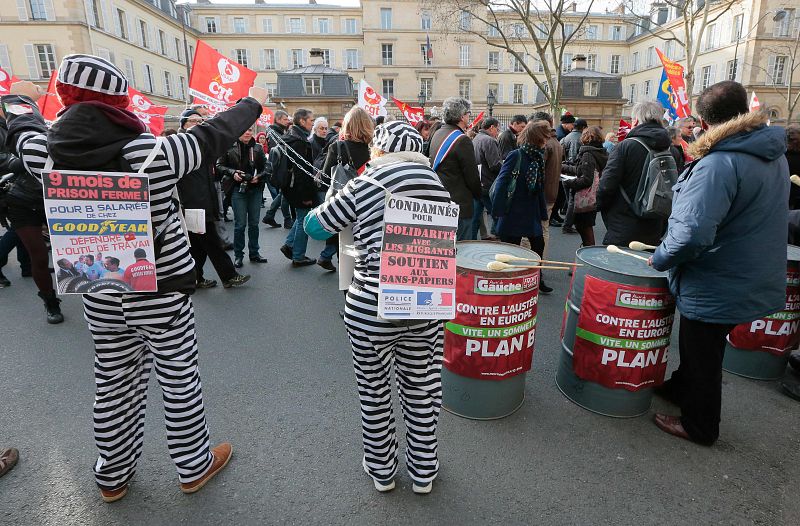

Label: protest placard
[42,169,157,294]
[378,195,458,320]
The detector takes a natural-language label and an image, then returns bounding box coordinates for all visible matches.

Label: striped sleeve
[161,132,202,180]
[313,179,359,234]
[15,131,50,181]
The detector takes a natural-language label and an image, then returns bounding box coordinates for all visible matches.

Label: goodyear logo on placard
[474,275,538,295]
[48,219,150,236]
[615,290,674,310]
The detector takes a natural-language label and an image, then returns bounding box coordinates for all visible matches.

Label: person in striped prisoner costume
[1,54,265,502]
[304,122,452,494]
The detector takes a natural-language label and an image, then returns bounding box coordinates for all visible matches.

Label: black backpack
[620,137,679,219]
[267,144,291,191]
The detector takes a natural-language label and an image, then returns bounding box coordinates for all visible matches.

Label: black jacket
[429,123,482,217]
[320,139,370,192]
[310,134,328,166]
[216,138,268,192]
[266,122,287,150]
[787,150,800,210]
[596,122,671,246]
[498,129,517,160]
[282,125,318,207]
[562,143,608,193]
[177,146,218,221]
[0,118,24,176]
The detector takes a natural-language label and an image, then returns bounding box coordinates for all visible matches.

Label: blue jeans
[456,215,475,241]
[0,227,31,272]
[471,192,496,240]
[317,191,337,262]
[265,184,291,222]
[285,207,311,261]
[232,188,262,259]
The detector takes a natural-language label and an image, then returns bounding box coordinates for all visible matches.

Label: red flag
[390,97,424,124]
[655,49,691,119]
[426,34,433,60]
[127,87,167,136]
[749,92,761,113]
[257,106,274,127]
[0,67,20,96]
[189,40,257,112]
[617,119,631,142]
[469,111,485,130]
[38,72,63,123]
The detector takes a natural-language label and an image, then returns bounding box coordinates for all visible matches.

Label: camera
[238,171,254,193]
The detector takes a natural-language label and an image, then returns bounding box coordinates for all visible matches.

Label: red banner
[656,49,690,119]
[469,111,485,130]
[189,40,257,111]
[38,72,63,122]
[390,97,424,125]
[444,271,539,380]
[257,106,274,127]
[0,67,20,96]
[617,119,631,142]
[727,267,800,356]
[127,87,167,136]
[572,276,676,391]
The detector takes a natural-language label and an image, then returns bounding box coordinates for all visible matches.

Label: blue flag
[657,69,678,123]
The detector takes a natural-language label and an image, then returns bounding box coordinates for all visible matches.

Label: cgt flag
[189,40,257,112]
[656,68,678,123]
[617,119,631,142]
[0,66,20,96]
[358,79,387,118]
[391,97,424,124]
[656,49,691,118]
[127,88,167,136]
[38,72,63,123]
[257,106,275,127]
[749,92,761,112]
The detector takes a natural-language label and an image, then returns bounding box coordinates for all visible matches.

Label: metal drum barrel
[442,241,541,420]
[722,245,800,380]
[556,246,673,418]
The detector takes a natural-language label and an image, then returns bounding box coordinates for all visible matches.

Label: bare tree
[747,31,800,123]
[623,0,737,111]
[425,0,596,115]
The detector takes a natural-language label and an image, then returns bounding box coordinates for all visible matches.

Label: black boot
[38,290,64,324]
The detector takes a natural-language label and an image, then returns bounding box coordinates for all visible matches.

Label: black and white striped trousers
[344,279,444,485]
[83,292,214,490]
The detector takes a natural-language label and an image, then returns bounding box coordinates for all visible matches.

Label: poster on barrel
[727,268,800,356]
[572,276,675,391]
[445,272,540,380]
[42,170,157,294]
[377,195,458,320]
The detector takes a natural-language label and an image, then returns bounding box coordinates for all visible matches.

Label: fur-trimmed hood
[689,112,785,161]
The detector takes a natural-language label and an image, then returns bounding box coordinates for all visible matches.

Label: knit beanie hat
[372,121,423,153]
[55,54,129,108]
[180,108,202,129]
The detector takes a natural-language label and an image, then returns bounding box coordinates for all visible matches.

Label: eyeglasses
[187,118,204,124]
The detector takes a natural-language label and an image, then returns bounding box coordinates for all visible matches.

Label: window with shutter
[0,45,11,72]
[16,0,29,21]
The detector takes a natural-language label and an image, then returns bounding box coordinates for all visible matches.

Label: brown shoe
[653,413,691,441]
[100,484,128,503]
[180,443,233,494]
[0,447,19,478]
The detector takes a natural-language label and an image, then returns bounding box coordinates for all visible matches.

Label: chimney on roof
[309,48,324,66]
[569,2,577,12]
[572,54,587,70]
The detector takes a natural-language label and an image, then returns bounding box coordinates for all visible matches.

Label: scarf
[519,144,545,193]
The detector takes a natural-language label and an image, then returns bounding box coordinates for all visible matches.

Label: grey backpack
[620,137,679,219]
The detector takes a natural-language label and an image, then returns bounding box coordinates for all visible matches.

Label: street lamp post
[418,90,427,111]
[734,9,786,83]
[175,0,193,104]
[487,89,496,117]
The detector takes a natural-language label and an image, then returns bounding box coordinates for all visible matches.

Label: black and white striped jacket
[2,94,261,291]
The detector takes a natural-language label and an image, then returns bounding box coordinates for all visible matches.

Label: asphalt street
[0,216,798,526]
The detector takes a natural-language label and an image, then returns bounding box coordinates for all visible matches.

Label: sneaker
[279,244,293,260]
[223,274,251,289]
[0,447,19,478]
[549,218,565,227]
[317,259,336,272]
[250,255,268,263]
[539,281,553,295]
[38,291,64,324]
[263,218,281,228]
[0,271,10,287]
[362,458,395,493]
[196,279,217,289]
[292,257,317,268]
[413,482,433,495]
[283,219,293,229]
[100,484,128,503]
[234,257,243,269]
[180,443,233,494]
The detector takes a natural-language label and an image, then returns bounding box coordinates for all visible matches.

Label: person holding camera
[216,128,269,268]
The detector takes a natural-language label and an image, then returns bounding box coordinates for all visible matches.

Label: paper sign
[184,208,206,234]
[42,169,157,294]
[378,195,458,319]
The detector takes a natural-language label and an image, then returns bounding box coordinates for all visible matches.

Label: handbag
[325,141,358,200]
[574,169,600,213]
[489,150,523,217]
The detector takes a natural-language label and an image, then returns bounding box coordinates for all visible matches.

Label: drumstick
[607,245,650,262]
[628,241,657,251]
[791,174,800,187]
[487,261,572,271]
[494,253,582,266]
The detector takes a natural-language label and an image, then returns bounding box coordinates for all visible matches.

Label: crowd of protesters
[1,56,799,499]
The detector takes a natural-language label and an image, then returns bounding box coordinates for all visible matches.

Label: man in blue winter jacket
[649,81,789,445]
